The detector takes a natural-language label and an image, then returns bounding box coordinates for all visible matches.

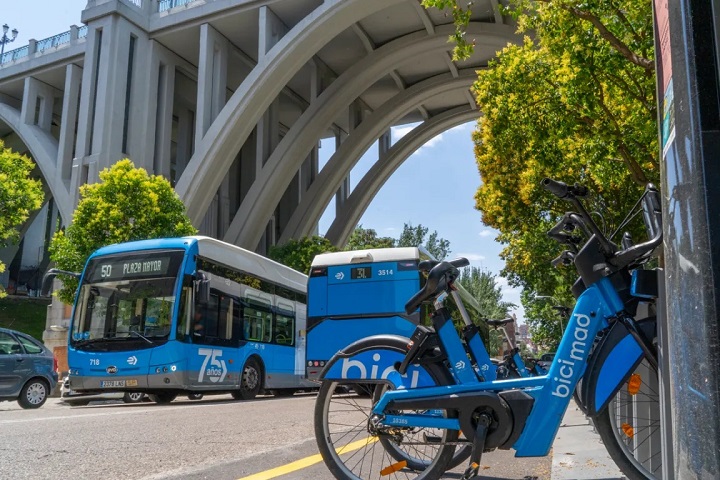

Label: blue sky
[7,1,523,320]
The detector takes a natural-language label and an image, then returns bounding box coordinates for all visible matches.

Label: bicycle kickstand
[461,413,492,480]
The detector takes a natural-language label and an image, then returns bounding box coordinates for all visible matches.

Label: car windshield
[71,250,185,351]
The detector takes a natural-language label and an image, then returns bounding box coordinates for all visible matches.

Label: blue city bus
[62,236,315,403]
[305,247,425,380]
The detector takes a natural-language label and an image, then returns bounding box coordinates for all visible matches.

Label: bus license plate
[101,380,125,388]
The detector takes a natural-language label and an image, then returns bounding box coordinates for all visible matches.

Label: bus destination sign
[87,254,176,282]
[350,266,372,280]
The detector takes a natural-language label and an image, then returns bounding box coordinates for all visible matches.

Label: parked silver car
[0,327,58,409]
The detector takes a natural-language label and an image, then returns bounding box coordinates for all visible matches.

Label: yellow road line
[237,437,378,480]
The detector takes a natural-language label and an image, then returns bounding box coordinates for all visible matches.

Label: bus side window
[243,298,272,343]
[231,298,242,343]
[274,304,295,346]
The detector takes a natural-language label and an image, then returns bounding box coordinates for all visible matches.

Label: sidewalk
[552,405,626,479]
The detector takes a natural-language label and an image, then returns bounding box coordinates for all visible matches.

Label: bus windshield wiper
[71,338,105,350]
[129,330,155,345]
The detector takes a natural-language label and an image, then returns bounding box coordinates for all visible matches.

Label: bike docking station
[314,184,666,479]
[305,2,720,478]
[653,0,720,477]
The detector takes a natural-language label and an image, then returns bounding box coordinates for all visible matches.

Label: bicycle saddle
[418,260,439,273]
[404,258,469,314]
[486,318,514,327]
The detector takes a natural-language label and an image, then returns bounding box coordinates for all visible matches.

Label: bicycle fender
[318,334,436,389]
[580,317,656,417]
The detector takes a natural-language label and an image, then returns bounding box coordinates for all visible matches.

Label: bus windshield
[70,250,186,351]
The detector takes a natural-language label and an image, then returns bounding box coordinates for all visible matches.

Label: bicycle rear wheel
[595,357,662,479]
[315,377,458,480]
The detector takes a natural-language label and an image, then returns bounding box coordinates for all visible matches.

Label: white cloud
[478,229,494,238]
[422,133,444,148]
[391,125,444,153]
[456,252,485,262]
[448,122,475,133]
[392,125,414,141]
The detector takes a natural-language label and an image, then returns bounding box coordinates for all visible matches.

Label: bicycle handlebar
[611,186,663,269]
[542,178,663,271]
[541,178,589,198]
[404,258,469,314]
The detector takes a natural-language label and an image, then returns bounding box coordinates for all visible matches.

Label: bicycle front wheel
[315,377,458,480]
[595,356,662,479]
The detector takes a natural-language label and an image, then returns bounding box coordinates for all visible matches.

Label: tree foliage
[271,223,452,274]
[424,0,658,346]
[0,142,45,297]
[49,159,197,303]
[396,223,451,260]
[451,266,516,354]
[268,236,339,274]
[344,224,395,250]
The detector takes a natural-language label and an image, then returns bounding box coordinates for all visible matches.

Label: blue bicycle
[314,178,662,479]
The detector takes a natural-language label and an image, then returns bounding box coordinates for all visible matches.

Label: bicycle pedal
[461,462,480,479]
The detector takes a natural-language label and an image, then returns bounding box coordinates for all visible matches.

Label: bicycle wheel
[594,356,662,479]
[370,383,470,472]
[315,365,459,479]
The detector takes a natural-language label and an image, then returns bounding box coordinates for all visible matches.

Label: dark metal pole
[657,0,720,476]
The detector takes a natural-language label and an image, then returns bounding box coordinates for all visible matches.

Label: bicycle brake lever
[551,251,575,267]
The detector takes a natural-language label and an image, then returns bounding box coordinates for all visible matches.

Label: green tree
[268,236,339,274]
[49,159,197,303]
[345,225,395,250]
[397,223,451,260]
[449,266,515,355]
[424,0,657,340]
[522,290,572,352]
[0,142,44,297]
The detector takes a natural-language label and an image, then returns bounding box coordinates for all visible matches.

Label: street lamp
[535,295,567,335]
[0,24,19,63]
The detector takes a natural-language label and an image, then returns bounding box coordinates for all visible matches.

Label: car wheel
[187,392,204,400]
[123,392,144,403]
[150,392,178,404]
[18,379,49,409]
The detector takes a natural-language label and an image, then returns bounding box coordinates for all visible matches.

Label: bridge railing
[158,0,194,12]
[0,25,89,68]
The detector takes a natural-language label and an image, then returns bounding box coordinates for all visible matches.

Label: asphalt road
[0,393,551,480]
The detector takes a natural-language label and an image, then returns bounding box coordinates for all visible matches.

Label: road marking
[237,437,378,480]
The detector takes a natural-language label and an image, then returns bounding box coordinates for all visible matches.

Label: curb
[552,405,626,479]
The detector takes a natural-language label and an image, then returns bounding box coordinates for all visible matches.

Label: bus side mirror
[41,268,81,297]
[195,273,210,305]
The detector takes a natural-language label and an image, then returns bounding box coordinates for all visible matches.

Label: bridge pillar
[334,101,363,215]
[57,64,82,188]
[255,6,288,253]
[20,77,60,133]
[71,11,153,192]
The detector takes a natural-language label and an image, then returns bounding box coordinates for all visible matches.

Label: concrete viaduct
[0,0,520,344]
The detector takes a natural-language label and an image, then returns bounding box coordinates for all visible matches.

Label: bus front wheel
[150,392,177,404]
[234,358,262,400]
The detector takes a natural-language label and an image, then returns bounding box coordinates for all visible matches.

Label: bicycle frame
[368,274,641,457]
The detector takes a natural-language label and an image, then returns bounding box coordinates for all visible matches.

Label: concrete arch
[277,71,478,244]
[0,104,72,223]
[226,22,520,248]
[174,0,405,223]
[325,107,480,246]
